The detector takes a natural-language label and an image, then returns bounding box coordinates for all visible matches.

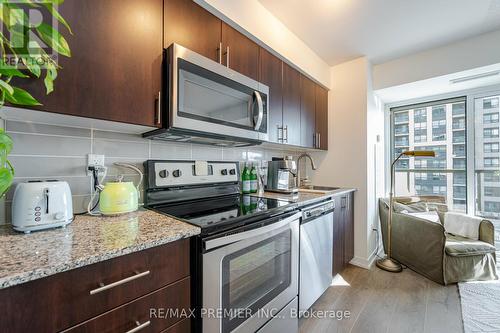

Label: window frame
[385,83,500,215]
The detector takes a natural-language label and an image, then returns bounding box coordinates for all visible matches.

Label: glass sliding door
[390,97,467,212]
[473,93,500,220]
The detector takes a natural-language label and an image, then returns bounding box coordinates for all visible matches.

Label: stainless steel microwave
[143,43,269,146]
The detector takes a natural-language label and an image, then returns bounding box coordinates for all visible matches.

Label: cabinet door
[164,0,222,62]
[259,48,283,143]
[13,0,163,127]
[315,85,329,150]
[221,22,260,81]
[343,193,355,265]
[300,75,316,148]
[282,63,301,146]
[332,196,345,276]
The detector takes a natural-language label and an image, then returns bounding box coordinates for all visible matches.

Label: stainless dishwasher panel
[299,202,333,312]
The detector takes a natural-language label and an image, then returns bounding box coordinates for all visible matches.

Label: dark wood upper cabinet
[300,75,316,148]
[315,85,329,150]
[164,0,222,62]
[12,0,163,127]
[282,63,301,146]
[259,48,283,143]
[221,22,260,81]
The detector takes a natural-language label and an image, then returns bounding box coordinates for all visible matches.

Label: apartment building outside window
[390,98,466,212]
[484,127,499,139]
[391,93,500,219]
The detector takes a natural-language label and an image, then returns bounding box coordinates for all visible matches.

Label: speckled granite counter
[0,209,200,289]
[258,188,356,206]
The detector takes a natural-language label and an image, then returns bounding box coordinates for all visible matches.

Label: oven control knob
[229,169,236,175]
[159,170,169,178]
[221,169,228,176]
[173,169,182,178]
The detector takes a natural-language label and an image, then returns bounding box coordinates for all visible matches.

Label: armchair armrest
[479,220,495,246]
[379,199,446,284]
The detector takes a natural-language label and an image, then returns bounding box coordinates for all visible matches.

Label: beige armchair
[379,196,498,285]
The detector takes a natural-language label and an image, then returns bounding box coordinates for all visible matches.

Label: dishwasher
[299,199,334,312]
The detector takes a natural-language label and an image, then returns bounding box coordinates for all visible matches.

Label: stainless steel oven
[143,43,269,146]
[202,211,300,333]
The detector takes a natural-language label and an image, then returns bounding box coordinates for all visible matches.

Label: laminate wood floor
[299,265,463,333]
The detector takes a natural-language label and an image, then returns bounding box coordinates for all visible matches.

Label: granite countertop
[259,187,356,206]
[0,209,200,289]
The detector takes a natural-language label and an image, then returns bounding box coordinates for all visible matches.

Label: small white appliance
[12,180,73,233]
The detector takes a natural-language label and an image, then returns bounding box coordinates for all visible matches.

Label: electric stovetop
[151,194,295,236]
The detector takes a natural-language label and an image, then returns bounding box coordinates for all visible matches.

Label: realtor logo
[0,0,67,70]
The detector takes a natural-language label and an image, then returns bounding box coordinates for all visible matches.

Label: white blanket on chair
[444,212,482,240]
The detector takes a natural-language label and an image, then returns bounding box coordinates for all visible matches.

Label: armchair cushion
[445,234,496,257]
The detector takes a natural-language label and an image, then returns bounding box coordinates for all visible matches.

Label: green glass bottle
[241,163,251,194]
[250,163,258,193]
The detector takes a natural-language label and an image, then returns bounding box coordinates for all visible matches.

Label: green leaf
[35,22,71,57]
[0,78,14,95]
[44,63,57,94]
[43,3,72,34]
[4,86,41,106]
[0,63,28,78]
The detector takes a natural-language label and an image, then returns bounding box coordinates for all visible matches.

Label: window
[483,113,499,124]
[484,158,500,167]
[391,97,466,212]
[394,111,409,123]
[484,127,499,138]
[483,97,499,109]
[484,172,500,183]
[484,143,500,153]
[484,201,500,213]
[484,187,500,197]
[414,121,427,143]
[452,102,465,116]
[394,123,409,135]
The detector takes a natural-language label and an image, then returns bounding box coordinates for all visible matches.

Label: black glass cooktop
[151,194,294,235]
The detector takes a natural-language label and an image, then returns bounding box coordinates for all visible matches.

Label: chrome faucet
[297,153,317,188]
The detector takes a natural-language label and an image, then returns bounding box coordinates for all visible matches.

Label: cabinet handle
[89,270,150,295]
[318,133,321,149]
[217,42,222,64]
[156,91,161,125]
[283,125,288,143]
[277,125,283,142]
[225,46,230,67]
[125,320,151,333]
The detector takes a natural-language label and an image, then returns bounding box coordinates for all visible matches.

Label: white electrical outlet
[87,154,105,175]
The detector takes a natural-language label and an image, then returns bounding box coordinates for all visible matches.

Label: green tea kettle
[99,163,142,215]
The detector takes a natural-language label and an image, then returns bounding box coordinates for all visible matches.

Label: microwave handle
[253,91,264,131]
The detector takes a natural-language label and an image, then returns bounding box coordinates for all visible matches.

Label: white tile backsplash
[1,119,304,224]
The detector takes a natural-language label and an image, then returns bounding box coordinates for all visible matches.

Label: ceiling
[258,0,500,66]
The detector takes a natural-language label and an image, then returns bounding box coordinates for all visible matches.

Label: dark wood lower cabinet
[0,239,191,333]
[63,277,191,333]
[332,192,355,276]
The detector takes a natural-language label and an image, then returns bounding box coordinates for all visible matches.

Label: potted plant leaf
[0,0,72,197]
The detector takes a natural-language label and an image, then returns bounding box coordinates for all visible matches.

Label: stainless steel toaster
[12,180,74,233]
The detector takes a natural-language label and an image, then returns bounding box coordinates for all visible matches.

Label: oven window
[221,229,291,332]
[177,59,267,133]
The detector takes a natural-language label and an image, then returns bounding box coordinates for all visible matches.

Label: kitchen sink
[299,185,341,194]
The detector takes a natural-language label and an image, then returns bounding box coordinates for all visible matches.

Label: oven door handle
[205,211,301,250]
[253,91,264,131]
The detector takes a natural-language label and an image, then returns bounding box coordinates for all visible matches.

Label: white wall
[196,0,331,88]
[310,57,382,268]
[373,29,500,90]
